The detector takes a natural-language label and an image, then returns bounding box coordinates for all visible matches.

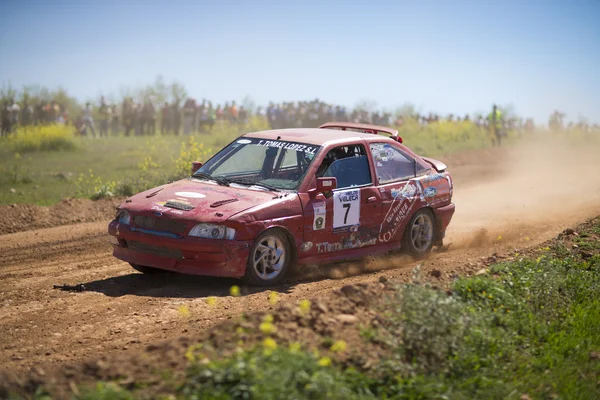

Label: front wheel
[402,209,435,258]
[244,229,292,286]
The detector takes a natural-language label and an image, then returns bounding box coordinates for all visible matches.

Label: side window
[316,144,372,189]
[370,143,414,184]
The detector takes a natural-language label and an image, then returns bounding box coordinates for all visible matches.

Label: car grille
[132,216,188,234]
[127,240,183,259]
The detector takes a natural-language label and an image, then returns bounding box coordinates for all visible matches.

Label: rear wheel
[402,209,435,258]
[244,229,291,286]
[129,263,164,274]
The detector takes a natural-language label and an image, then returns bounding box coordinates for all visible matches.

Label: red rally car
[108,122,455,286]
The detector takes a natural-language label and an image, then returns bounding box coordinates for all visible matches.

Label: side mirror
[316,177,337,193]
[191,161,203,174]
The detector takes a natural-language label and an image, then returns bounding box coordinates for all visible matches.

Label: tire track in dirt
[1,137,599,373]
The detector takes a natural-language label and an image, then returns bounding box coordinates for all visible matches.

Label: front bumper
[108,220,252,278]
[433,202,455,239]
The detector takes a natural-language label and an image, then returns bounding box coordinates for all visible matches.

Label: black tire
[129,263,164,274]
[244,229,292,286]
[402,208,435,258]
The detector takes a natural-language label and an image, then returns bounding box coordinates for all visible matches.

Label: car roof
[243,128,394,146]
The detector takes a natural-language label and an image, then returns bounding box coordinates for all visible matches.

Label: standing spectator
[110,104,119,135]
[8,99,20,132]
[171,100,181,135]
[207,102,216,129]
[487,104,504,146]
[182,97,196,135]
[548,111,564,133]
[122,97,134,136]
[229,100,238,123]
[83,102,96,137]
[238,105,248,124]
[160,102,170,135]
[50,102,60,122]
[215,104,224,121]
[134,102,143,136]
[57,112,68,125]
[21,99,34,126]
[98,96,109,137]
[34,102,44,125]
[142,100,156,135]
[1,100,10,136]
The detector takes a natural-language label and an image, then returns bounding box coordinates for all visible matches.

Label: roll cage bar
[318,122,403,143]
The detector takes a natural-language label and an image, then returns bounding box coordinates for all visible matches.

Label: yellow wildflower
[178,305,190,317]
[330,340,348,353]
[299,299,311,315]
[259,322,277,334]
[229,285,240,297]
[318,357,332,367]
[268,291,279,305]
[205,297,217,306]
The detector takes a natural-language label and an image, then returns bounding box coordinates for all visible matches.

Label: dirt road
[2,137,600,374]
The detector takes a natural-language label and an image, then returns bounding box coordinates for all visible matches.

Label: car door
[299,142,382,260]
[369,142,428,244]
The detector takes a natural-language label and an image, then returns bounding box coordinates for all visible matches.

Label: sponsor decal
[379,181,421,243]
[316,227,377,254]
[333,224,360,234]
[256,139,318,154]
[333,189,360,229]
[391,183,419,199]
[174,191,206,199]
[236,139,252,144]
[316,237,377,254]
[312,201,326,230]
[423,172,444,183]
[300,242,313,252]
[423,187,438,198]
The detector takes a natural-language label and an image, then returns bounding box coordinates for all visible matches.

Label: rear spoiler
[319,122,402,143]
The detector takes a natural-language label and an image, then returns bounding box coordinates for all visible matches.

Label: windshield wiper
[192,172,230,186]
[228,178,280,192]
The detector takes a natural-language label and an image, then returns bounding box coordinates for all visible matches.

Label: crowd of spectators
[1,94,596,138]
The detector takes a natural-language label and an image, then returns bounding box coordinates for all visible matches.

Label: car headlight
[189,224,236,240]
[116,210,131,225]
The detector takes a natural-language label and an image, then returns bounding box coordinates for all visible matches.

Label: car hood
[122,178,280,223]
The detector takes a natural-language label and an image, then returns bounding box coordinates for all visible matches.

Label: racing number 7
[343,203,351,225]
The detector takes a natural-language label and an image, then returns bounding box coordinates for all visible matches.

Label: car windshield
[193,138,321,191]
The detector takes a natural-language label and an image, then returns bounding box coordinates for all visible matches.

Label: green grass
[68,218,600,399]
[1,135,182,205]
[0,120,262,205]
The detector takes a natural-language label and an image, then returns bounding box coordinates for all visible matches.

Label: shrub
[8,124,77,153]
[75,170,116,200]
[173,136,213,180]
[180,347,372,400]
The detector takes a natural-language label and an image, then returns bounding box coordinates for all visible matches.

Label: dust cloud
[449,134,600,248]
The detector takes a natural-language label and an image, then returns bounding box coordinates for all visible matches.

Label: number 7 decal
[342,203,351,225]
[333,189,360,228]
